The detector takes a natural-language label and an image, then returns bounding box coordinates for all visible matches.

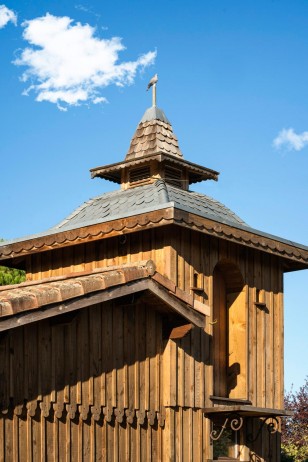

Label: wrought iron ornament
[210,413,244,441]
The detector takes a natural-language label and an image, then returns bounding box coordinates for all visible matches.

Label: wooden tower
[0,96,307,461]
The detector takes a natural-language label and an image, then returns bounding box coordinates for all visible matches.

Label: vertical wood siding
[4,309,205,413]
[4,225,285,461]
[0,300,212,461]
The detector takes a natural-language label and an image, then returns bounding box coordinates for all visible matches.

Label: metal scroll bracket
[209,414,279,442]
[246,416,280,443]
[210,413,244,441]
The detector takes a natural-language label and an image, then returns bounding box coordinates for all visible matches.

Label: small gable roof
[0,260,208,330]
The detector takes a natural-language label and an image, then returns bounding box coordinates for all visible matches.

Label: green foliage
[0,238,26,286]
[213,428,233,458]
[282,377,308,462]
[0,266,26,285]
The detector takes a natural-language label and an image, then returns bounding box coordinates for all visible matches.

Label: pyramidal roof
[125,106,183,160]
[1,95,308,269]
[91,104,219,185]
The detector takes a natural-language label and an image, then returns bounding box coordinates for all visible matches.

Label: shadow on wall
[0,297,211,410]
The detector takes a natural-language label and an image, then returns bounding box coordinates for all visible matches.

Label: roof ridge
[193,192,247,225]
[165,184,247,226]
[154,179,170,203]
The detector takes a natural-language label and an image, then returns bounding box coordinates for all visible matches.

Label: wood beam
[0,279,206,332]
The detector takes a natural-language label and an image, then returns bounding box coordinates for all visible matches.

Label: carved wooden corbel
[39,401,51,418]
[115,408,124,423]
[147,410,156,426]
[27,401,37,417]
[136,409,146,425]
[91,404,102,421]
[157,407,166,427]
[14,404,24,416]
[125,409,135,425]
[103,406,113,423]
[66,403,77,420]
[53,402,64,419]
[79,404,89,420]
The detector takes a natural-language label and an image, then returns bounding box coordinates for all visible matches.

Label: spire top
[147,73,158,107]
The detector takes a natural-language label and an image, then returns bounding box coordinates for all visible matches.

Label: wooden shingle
[125,119,183,160]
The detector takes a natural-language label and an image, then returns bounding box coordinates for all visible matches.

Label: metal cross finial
[146,73,158,107]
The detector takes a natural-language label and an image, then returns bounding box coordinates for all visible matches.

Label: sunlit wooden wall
[0,299,213,461]
[0,225,285,460]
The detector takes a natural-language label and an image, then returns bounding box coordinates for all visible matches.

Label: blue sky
[0,0,307,392]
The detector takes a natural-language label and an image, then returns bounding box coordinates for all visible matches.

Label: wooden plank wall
[0,407,212,462]
[0,299,212,461]
[18,225,285,461]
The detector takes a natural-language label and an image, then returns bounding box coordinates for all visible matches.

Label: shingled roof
[125,107,183,160]
[0,180,245,247]
[0,261,208,330]
[90,105,219,184]
[53,180,246,232]
[0,102,307,268]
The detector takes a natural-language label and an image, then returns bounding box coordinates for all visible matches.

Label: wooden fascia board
[0,278,206,332]
[146,279,205,327]
[0,208,175,261]
[0,280,149,331]
[151,272,210,317]
[1,204,306,267]
[90,153,219,181]
[203,405,293,418]
[173,209,308,267]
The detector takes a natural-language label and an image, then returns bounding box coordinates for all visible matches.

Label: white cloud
[14,13,156,110]
[0,4,17,29]
[273,128,308,151]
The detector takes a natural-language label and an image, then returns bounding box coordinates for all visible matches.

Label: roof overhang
[90,152,219,185]
[0,261,209,331]
[203,405,293,418]
[203,400,293,445]
[1,207,307,271]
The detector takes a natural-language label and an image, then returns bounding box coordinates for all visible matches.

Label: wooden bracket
[14,404,24,416]
[91,404,102,421]
[136,409,146,425]
[169,323,192,339]
[115,408,124,423]
[79,404,89,421]
[103,406,113,422]
[125,409,135,424]
[147,410,156,426]
[66,403,77,420]
[53,402,64,419]
[40,401,51,418]
[158,407,166,427]
[27,401,37,417]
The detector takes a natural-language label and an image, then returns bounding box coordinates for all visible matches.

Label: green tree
[281,377,308,462]
[0,238,26,285]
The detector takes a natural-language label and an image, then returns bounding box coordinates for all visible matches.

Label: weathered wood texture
[0,406,214,462]
[0,299,212,460]
[26,226,284,407]
[0,302,209,412]
[1,226,285,461]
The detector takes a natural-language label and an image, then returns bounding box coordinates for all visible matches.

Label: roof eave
[0,206,307,270]
[90,152,219,183]
[0,262,207,330]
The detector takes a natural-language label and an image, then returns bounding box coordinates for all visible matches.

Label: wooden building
[0,97,307,461]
